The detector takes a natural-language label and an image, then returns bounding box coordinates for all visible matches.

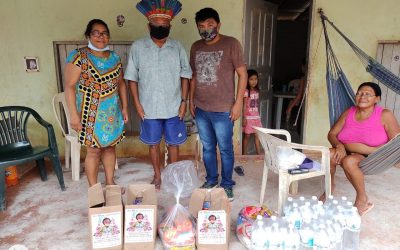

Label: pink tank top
[337,106,388,147]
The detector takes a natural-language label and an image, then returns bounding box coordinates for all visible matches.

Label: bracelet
[181,99,187,103]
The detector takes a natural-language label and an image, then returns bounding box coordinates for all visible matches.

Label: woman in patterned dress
[65,19,128,187]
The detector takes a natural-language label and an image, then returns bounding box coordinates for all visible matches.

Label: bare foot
[319,183,335,203]
[357,202,374,216]
[151,177,161,190]
[319,192,326,203]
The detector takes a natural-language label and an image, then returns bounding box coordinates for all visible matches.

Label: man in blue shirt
[125,0,192,189]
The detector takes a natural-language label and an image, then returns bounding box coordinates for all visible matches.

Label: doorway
[243,0,311,150]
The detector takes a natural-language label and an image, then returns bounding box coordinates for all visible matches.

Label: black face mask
[149,24,170,40]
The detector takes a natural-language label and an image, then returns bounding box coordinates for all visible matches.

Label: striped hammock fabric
[360,134,400,175]
[320,13,400,126]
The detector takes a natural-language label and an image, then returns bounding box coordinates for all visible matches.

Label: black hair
[102,217,111,224]
[195,8,220,24]
[357,82,381,97]
[84,19,110,38]
[247,69,259,92]
[208,215,216,220]
[136,213,144,219]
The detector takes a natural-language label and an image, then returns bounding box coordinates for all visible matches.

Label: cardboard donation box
[88,184,123,250]
[124,184,157,250]
[189,188,231,250]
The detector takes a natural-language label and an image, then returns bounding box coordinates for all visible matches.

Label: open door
[243,0,277,128]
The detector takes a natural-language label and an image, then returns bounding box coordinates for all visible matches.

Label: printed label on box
[198,210,227,244]
[91,211,122,248]
[125,208,155,243]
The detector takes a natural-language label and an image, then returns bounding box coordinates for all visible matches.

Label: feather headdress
[136,0,182,20]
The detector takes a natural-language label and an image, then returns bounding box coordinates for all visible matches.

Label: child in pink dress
[242,69,263,156]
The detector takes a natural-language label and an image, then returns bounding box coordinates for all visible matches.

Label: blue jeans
[195,108,235,188]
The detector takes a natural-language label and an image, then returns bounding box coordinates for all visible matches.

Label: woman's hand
[70,113,82,131]
[122,108,129,124]
[333,143,346,164]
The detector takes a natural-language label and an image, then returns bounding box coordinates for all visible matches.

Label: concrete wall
[0,0,244,157]
[305,0,400,146]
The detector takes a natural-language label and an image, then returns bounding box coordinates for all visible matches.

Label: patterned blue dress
[66,48,125,148]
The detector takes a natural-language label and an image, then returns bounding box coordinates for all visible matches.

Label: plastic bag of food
[158,203,196,249]
[236,205,274,249]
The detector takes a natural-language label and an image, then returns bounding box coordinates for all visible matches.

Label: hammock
[360,134,400,175]
[320,11,400,126]
[320,10,400,174]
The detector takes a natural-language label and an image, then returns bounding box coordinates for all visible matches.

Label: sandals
[234,166,245,176]
[358,202,374,217]
[151,178,162,190]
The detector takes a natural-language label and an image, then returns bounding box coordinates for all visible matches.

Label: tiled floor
[1,156,400,249]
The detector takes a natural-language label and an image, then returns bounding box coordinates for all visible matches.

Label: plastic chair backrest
[52,92,77,137]
[0,106,35,154]
[256,127,292,173]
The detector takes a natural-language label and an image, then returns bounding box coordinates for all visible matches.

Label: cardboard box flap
[189,188,230,218]
[88,183,105,208]
[127,184,157,206]
[105,185,122,206]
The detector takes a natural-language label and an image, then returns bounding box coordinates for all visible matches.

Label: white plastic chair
[52,92,119,181]
[254,127,331,215]
[52,92,81,181]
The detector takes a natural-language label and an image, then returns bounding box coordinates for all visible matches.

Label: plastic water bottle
[284,197,294,215]
[342,207,361,250]
[299,196,306,207]
[340,196,348,206]
[311,195,318,205]
[313,224,330,249]
[290,203,303,230]
[300,201,313,227]
[285,224,300,249]
[299,226,314,249]
[269,222,282,249]
[251,215,266,250]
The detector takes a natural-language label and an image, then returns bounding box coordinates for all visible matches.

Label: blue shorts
[139,116,187,146]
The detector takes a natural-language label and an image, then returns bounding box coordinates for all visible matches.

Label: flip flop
[254,156,264,163]
[237,158,247,163]
[359,202,374,217]
[234,166,245,176]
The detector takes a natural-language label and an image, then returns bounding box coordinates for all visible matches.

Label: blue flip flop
[234,166,245,176]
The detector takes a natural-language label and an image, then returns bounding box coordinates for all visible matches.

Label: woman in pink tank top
[320,82,399,216]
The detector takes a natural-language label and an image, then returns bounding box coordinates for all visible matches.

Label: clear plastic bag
[276,146,306,170]
[158,203,196,249]
[161,160,201,201]
[159,160,199,249]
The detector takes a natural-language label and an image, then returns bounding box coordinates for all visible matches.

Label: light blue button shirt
[124,36,192,119]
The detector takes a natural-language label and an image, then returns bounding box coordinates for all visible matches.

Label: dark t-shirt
[190,35,245,112]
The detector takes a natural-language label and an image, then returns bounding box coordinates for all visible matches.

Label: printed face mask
[199,27,218,41]
[149,24,170,40]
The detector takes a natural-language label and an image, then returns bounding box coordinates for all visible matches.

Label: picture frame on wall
[24,56,39,72]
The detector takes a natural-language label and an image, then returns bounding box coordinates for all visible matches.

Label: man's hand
[135,104,145,121]
[230,102,242,121]
[189,102,196,118]
[70,113,82,131]
[178,102,186,120]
